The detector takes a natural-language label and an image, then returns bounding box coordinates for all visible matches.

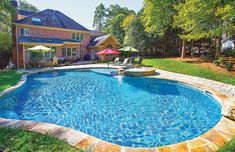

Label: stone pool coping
[0,64,235,152]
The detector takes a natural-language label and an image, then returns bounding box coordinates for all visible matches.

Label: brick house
[12,7,119,68]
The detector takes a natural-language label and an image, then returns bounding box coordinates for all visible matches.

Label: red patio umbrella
[96,48,121,55]
[96,48,121,68]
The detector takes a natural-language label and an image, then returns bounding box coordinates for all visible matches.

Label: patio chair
[126,57,136,68]
[129,57,136,64]
[118,58,130,66]
[111,57,120,65]
[137,57,144,65]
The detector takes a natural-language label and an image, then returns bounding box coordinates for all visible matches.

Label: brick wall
[26,27,91,46]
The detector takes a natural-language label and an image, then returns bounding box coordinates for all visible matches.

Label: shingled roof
[87,34,111,48]
[16,9,89,31]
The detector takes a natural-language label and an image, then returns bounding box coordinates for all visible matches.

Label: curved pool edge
[0,65,235,152]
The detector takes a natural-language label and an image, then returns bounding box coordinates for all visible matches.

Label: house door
[91,50,97,60]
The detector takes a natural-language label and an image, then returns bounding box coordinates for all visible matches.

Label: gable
[16,9,89,32]
[88,35,119,48]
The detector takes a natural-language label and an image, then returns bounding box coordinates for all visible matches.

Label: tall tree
[0,0,15,50]
[18,0,39,12]
[93,3,107,31]
[102,4,134,45]
[174,0,235,58]
[124,12,150,53]
[142,0,181,56]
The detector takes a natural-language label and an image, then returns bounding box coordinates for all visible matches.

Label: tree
[18,0,39,12]
[142,0,181,56]
[102,4,135,45]
[106,13,126,45]
[124,12,150,53]
[174,0,235,58]
[122,13,135,29]
[93,3,107,31]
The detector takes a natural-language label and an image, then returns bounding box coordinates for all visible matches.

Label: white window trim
[19,28,30,36]
[72,33,84,41]
[62,48,77,57]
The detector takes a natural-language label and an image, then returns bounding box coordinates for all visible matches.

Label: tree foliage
[93,4,134,45]
[174,0,235,41]
[124,12,150,52]
[18,0,39,12]
[0,0,15,50]
[93,3,106,31]
[122,13,135,29]
[142,0,179,36]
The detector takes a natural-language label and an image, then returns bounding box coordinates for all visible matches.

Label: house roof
[87,34,111,48]
[19,36,80,44]
[16,9,89,31]
[90,30,107,36]
[18,9,36,16]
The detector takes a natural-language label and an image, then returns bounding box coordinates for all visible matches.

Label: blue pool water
[0,69,221,147]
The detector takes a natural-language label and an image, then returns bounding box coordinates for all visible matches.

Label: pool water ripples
[0,69,222,147]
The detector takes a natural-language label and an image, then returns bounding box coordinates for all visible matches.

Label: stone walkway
[150,68,235,98]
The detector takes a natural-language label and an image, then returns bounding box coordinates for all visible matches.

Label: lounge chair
[126,57,136,67]
[111,57,120,65]
[119,58,130,66]
[129,57,136,64]
[137,57,143,65]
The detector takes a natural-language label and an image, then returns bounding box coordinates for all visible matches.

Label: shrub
[84,54,91,61]
[64,62,71,66]
[213,60,220,66]
[52,63,60,67]
[224,62,233,71]
[213,57,225,66]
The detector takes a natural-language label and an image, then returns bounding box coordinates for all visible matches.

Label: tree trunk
[215,36,222,59]
[181,39,186,58]
[190,40,194,58]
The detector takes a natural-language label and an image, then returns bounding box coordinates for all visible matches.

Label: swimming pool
[0,68,222,148]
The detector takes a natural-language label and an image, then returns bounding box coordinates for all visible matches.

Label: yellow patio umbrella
[26,45,54,52]
[26,45,55,67]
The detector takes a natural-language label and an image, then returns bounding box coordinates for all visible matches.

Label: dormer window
[32,18,41,22]
[19,28,30,36]
[72,33,84,41]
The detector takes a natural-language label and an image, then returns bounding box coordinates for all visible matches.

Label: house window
[62,48,77,57]
[72,33,84,41]
[28,46,56,59]
[72,48,77,56]
[32,18,41,22]
[43,47,57,59]
[67,48,72,56]
[106,44,113,49]
[20,28,30,36]
[62,48,67,56]
[80,48,86,54]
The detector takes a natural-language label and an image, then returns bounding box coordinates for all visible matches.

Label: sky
[25,0,143,30]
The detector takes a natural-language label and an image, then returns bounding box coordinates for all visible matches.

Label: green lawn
[143,58,235,85]
[0,70,22,92]
[0,127,82,152]
[218,138,235,152]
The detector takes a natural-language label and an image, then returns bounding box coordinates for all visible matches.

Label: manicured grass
[0,127,82,152]
[143,58,235,85]
[218,137,235,152]
[0,70,22,92]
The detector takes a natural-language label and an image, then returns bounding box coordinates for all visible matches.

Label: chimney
[11,0,18,21]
